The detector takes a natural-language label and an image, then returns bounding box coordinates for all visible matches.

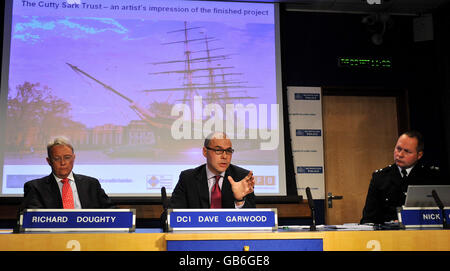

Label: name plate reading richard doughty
[19,209,136,232]
[167,208,278,231]
[397,207,450,228]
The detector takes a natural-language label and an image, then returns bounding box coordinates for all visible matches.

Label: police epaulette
[374,164,392,173]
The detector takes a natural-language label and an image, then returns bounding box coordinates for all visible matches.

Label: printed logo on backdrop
[296,129,322,137]
[287,86,325,199]
[254,176,276,186]
[297,166,323,174]
[146,175,173,190]
[294,93,320,101]
[254,175,276,192]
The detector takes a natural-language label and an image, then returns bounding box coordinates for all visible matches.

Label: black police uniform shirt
[360,162,443,224]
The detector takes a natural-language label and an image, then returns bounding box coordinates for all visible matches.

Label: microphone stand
[310,208,317,231]
[306,187,316,231]
[432,189,449,229]
[160,187,169,232]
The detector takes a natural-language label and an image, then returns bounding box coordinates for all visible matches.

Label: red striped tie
[210,175,222,208]
[61,178,75,209]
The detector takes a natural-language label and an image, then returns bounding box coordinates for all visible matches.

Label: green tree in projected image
[6,82,86,152]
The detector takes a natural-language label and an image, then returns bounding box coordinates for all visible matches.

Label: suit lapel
[407,165,421,184]
[222,168,235,208]
[388,164,410,196]
[47,174,63,208]
[73,173,86,208]
[196,166,210,208]
[389,164,403,185]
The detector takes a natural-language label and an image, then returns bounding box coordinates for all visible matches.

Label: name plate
[167,208,278,231]
[19,209,136,232]
[397,207,450,228]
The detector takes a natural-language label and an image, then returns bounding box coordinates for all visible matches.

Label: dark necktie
[210,175,222,208]
[401,169,408,203]
[401,169,408,180]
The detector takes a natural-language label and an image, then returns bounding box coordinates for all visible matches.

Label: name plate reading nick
[397,207,450,228]
[167,208,278,231]
[19,209,136,232]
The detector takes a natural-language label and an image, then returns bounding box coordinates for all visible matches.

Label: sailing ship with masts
[67,21,262,157]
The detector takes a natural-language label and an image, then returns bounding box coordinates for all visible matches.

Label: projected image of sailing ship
[147,22,257,108]
[65,21,268,159]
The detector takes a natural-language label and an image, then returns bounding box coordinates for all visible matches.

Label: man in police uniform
[361,131,443,224]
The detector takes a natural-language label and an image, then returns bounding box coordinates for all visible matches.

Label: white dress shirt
[397,165,414,177]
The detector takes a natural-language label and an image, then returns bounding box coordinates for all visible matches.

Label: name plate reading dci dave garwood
[167,208,278,231]
[19,209,136,232]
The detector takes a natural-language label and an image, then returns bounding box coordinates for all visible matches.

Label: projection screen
[0,0,285,197]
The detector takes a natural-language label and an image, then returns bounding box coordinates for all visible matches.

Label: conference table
[1,227,450,251]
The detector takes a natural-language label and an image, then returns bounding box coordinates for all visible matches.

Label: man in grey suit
[21,137,114,209]
[169,132,256,209]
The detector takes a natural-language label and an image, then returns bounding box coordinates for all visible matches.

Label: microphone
[161,186,168,210]
[432,189,449,229]
[306,186,315,210]
[305,187,316,231]
[432,189,444,209]
[161,186,169,232]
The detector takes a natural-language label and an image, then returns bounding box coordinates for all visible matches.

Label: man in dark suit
[361,131,442,224]
[21,137,114,209]
[169,132,256,208]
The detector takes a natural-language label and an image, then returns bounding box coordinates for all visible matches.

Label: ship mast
[145,21,257,109]
[66,62,171,129]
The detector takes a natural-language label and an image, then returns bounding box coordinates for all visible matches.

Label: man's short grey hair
[47,136,74,158]
[203,132,228,148]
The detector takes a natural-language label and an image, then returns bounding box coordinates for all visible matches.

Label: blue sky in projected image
[9,14,276,128]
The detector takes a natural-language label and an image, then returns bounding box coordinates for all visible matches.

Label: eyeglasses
[50,155,74,163]
[205,147,234,155]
